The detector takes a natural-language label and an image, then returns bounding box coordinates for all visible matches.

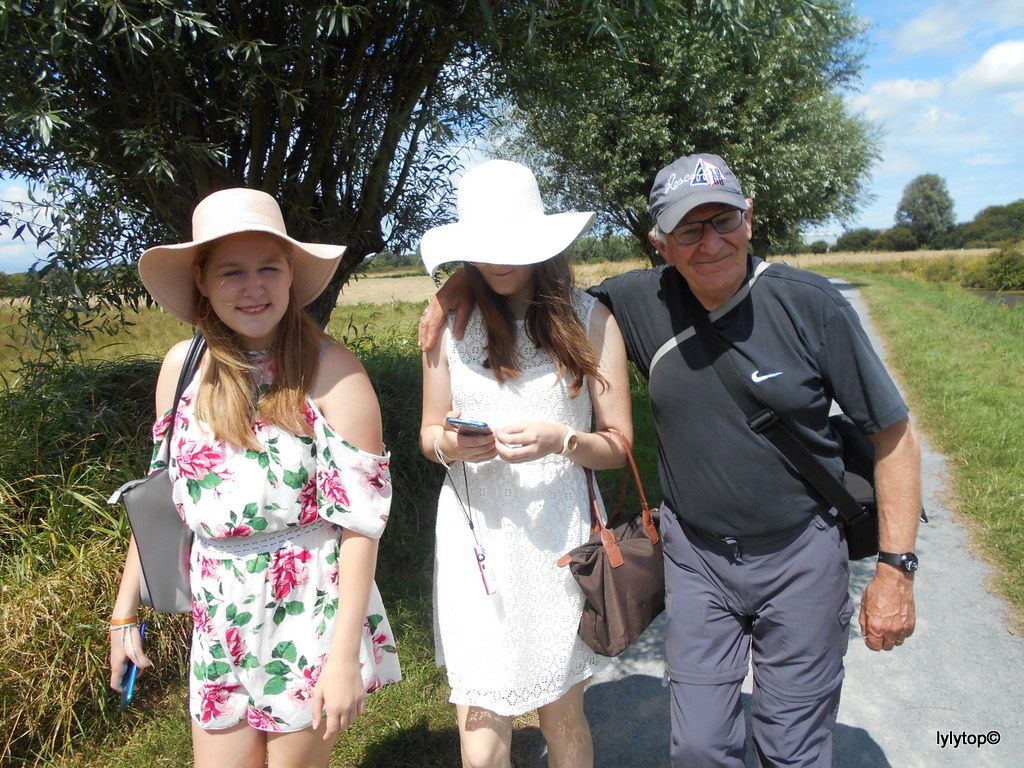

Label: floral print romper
[152,350,401,732]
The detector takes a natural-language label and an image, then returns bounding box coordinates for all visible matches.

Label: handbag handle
[165,332,207,448]
[557,429,659,569]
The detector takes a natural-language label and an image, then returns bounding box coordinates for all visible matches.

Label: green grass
[823,268,1024,617]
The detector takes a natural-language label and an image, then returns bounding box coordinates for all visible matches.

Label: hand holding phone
[118,621,146,711]
[446,416,492,436]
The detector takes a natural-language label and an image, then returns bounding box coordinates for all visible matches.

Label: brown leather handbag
[557,432,664,657]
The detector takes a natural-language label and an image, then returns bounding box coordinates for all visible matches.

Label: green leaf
[272,641,297,662]
[282,466,309,490]
[206,661,231,680]
[198,472,222,489]
[246,553,271,573]
[263,660,290,677]
[263,676,287,695]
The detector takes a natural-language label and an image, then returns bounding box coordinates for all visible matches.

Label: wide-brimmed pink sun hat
[420,160,595,275]
[138,188,345,324]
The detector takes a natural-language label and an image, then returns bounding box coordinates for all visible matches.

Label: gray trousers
[662,509,854,768]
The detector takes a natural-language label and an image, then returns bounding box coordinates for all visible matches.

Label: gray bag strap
[165,332,207,448]
[648,260,771,376]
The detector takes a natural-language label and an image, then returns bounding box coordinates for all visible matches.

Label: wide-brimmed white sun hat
[420,160,595,275]
[138,188,345,324]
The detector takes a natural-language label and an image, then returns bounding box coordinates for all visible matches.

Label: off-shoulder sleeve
[313,417,392,539]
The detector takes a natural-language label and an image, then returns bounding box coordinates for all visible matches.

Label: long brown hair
[192,244,328,450]
[467,253,606,397]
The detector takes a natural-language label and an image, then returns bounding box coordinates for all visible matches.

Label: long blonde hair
[467,253,606,397]
[192,244,328,450]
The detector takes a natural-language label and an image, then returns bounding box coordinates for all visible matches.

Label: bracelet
[109,616,138,627]
[433,434,453,470]
[108,621,137,639]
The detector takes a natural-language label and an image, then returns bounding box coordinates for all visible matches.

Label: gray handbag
[108,333,205,613]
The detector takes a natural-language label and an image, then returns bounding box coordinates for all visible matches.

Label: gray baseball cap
[649,153,748,233]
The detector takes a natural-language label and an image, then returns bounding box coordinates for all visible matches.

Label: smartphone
[118,621,146,712]
[446,416,492,435]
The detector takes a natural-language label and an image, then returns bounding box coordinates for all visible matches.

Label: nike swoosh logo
[751,370,783,383]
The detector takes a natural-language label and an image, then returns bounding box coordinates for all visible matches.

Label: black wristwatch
[877,551,919,573]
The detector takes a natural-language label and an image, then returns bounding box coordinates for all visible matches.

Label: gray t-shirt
[589,257,908,538]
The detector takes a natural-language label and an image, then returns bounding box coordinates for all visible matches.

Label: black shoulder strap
[165,332,206,446]
[689,308,868,526]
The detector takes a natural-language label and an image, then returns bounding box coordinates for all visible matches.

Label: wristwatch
[559,425,579,455]
[877,551,919,573]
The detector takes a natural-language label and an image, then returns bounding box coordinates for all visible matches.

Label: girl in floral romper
[108,188,401,768]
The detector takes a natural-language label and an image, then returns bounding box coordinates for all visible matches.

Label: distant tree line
[832,173,1023,254]
[0,271,29,298]
[834,199,1024,253]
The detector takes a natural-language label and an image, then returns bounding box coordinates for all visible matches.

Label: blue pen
[118,621,146,711]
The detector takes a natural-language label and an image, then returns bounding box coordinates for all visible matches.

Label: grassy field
[1,251,1021,766]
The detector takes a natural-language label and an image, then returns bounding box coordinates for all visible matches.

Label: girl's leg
[457,704,514,768]
[537,681,593,768]
[266,721,339,768]
[191,721,265,768]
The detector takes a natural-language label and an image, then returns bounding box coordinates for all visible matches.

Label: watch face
[566,435,579,452]
[902,553,919,572]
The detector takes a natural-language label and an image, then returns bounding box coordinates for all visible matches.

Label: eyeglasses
[667,208,745,246]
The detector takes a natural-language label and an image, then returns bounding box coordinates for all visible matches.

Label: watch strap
[560,425,578,455]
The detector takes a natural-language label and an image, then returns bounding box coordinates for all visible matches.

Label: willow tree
[490,0,879,259]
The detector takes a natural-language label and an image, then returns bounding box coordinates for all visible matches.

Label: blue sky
[844,0,1024,231]
[2,1,1022,272]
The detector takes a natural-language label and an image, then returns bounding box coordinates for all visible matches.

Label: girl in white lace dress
[418,161,633,768]
[108,188,400,768]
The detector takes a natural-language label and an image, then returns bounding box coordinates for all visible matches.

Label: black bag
[108,334,205,613]
[830,413,880,560]
[690,306,925,561]
[557,432,665,657]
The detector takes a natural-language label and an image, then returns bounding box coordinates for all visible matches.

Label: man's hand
[417,269,473,350]
[859,565,916,650]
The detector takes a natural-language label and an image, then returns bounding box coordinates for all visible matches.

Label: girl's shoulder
[570,286,599,323]
[313,340,369,389]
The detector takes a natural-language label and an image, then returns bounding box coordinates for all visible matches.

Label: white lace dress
[433,289,607,715]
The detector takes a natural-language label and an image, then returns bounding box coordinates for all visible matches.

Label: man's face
[649,202,753,310]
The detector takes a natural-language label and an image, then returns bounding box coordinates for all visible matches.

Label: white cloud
[983,0,1024,28]
[850,78,944,124]
[890,3,969,57]
[913,105,965,132]
[953,40,1024,92]
[1,183,31,204]
[966,152,1015,167]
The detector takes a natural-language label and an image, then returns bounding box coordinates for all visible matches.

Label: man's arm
[858,416,921,651]
[417,269,473,351]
